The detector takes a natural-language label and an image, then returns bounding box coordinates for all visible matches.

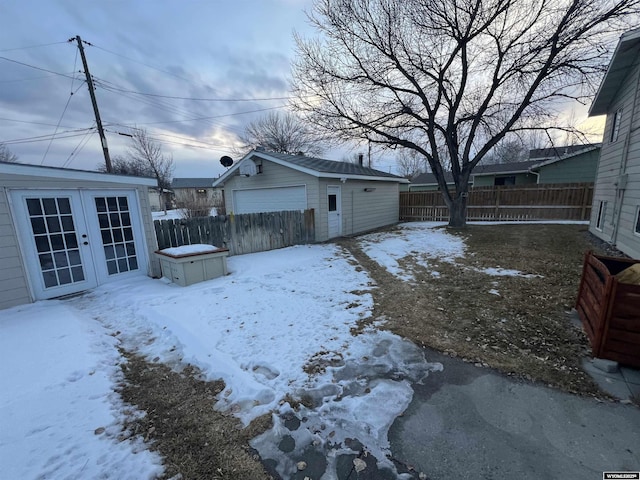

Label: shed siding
[317,179,399,240]
[537,150,599,184]
[223,160,322,236]
[0,172,159,309]
[223,160,319,216]
[590,61,640,259]
[0,187,31,309]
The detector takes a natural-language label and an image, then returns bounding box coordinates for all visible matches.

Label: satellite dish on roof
[220,155,233,168]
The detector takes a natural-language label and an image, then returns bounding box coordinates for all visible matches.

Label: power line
[0,72,79,83]
[0,41,68,52]
[62,126,96,168]
[110,105,288,127]
[0,116,82,129]
[41,64,85,165]
[2,128,95,145]
[87,43,195,84]
[0,55,78,80]
[98,82,302,102]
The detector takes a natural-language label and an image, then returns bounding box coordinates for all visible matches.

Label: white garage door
[233,186,307,214]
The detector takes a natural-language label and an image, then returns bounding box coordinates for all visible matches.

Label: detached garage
[213,150,408,242]
[0,162,160,310]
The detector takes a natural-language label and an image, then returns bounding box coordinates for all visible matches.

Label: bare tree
[482,138,529,164]
[238,111,325,156]
[126,129,174,191]
[292,0,639,226]
[97,130,174,213]
[397,149,427,178]
[0,143,19,163]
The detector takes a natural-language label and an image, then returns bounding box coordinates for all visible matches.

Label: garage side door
[233,186,307,214]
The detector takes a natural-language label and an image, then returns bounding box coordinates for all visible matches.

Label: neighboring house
[407,145,599,191]
[528,144,600,184]
[407,171,469,192]
[212,149,409,241]
[471,159,541,186]
[0,162,160,310]
[172,178,223,207]
[148,187,174,211]
[588,28,640,259]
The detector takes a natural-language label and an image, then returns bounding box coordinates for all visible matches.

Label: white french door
[10,189,147,300]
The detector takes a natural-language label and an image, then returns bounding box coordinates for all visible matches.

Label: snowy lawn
[0,241,445,479]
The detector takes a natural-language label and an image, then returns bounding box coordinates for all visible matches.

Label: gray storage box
[155,245,229,287]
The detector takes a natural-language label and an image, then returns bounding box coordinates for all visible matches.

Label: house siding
[537,150,599,184]
[472,172,537,187]
[0,187,31,309]
[590,60,640,258]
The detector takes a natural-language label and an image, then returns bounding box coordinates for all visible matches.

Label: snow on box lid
[159,244,222,257]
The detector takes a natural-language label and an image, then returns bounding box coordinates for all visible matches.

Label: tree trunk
[448,194,468,228]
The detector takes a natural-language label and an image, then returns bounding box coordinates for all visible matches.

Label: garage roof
[213,150,409,186]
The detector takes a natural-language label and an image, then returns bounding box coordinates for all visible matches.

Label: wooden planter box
[576,251,640,367]
[155,245,229,287]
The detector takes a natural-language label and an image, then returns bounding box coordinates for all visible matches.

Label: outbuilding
[0,162,159,310]
[213,150,408,242]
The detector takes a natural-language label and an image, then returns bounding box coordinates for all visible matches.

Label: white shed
[0,162,160,310]
[213,150,408,242]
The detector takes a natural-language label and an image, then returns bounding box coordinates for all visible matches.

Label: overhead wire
[2,129,96,145]
[87,42,196,84]
[2,38,302,161]
[61,124,97,168]
[0,41,68,52]
[0,116,82,129]
[0,55,79,80]
[41,47,83,165]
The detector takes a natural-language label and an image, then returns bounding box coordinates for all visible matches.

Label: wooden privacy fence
[400,183,593,222]
[154,209,316,256]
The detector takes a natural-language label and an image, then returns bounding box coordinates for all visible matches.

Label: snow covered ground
[1,222,538,479]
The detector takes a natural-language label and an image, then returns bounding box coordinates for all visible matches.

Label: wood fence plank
[400,183,593,222]
[153,210,315,255]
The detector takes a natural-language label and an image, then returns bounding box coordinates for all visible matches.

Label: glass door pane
[25,197,86,289]
[94,196,139,275]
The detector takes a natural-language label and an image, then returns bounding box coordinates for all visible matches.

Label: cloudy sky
[0,0,336,178]
[1,0,606,179]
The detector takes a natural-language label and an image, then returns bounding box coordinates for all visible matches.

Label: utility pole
[72,35,112,172]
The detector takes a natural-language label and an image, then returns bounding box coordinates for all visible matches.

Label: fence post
[580,184,590,221]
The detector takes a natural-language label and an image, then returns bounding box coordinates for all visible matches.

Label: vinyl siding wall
[223,160,319,218]
[536,150,599,184]
[472,172,537,187]
[0,173,159,309]
[317,179,399,241]
[0,187,31,309]
[590,62,640,258]
[222,161,400,242]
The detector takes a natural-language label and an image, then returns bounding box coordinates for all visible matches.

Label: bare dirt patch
[340,223,617,396]
[118,350,273,479]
